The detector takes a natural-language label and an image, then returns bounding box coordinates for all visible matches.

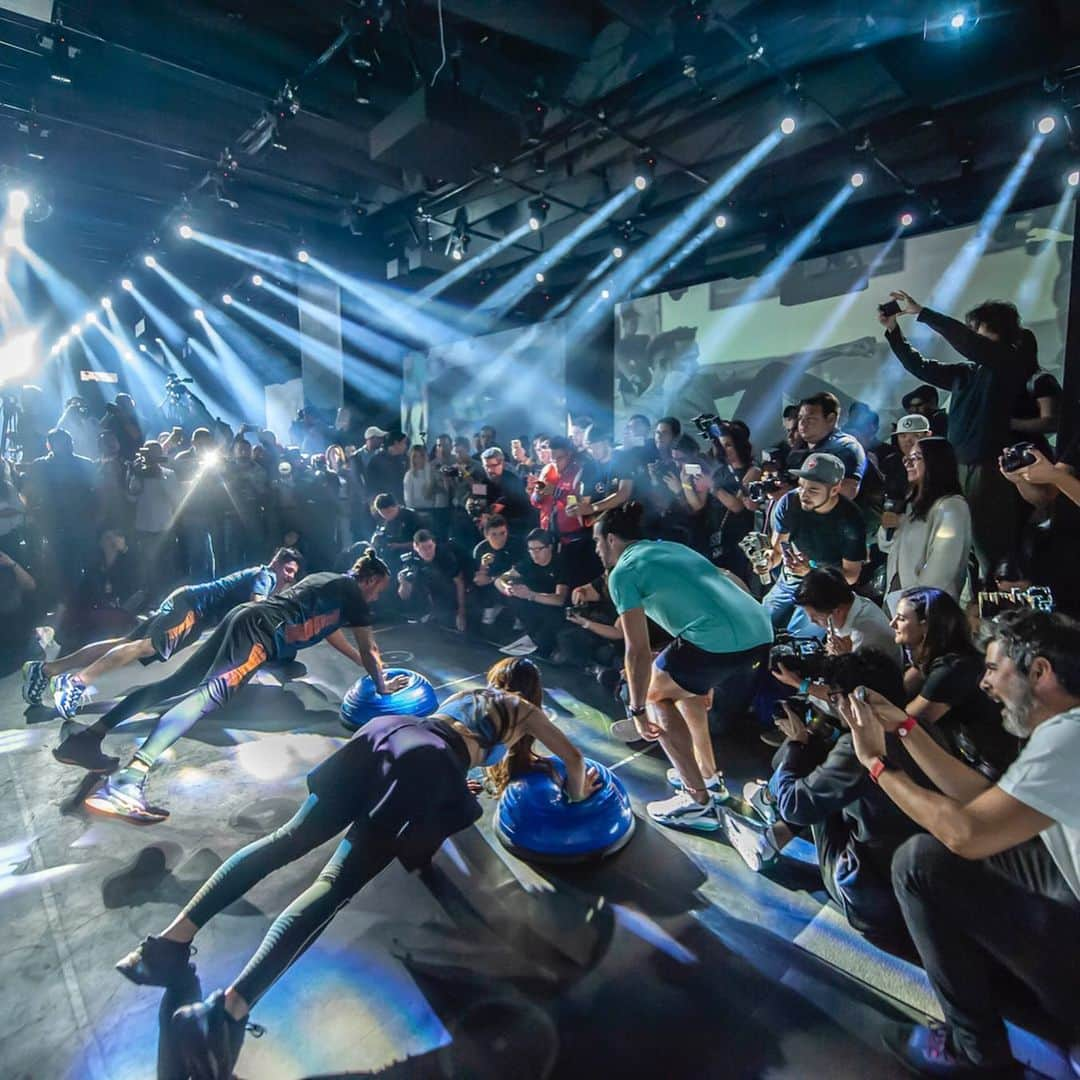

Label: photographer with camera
[529,437,602,587]
[842,610,1080,1077]
[470,514,520,627]
[396,530,467,632]
[224,436,272,569]
[101,393,144,463]
[757,453,867,636]
[998,441,1080,617]
[495,529,570,657]
[730,650,926,941]
[173,428,225,580]
[792,567,900,661]
[56,396,99,460]
[480,447,532,532]
[369,493,421,569]
[128,440,181,597]
[881,293,1033,581]
[877,436,972,614]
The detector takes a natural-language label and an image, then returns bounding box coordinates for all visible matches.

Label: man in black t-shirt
[470,515,520,625]
[495,528,569,656]
[761,453,867,637]
[64,559,403,823]
[397,530,467,631]
[369,494,420,569]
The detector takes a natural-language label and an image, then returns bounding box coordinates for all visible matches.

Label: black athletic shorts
[655,637,770,699]
[126,591,201,663]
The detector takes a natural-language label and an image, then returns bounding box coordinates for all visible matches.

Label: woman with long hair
[404,442,449,536]
[324,443,353,551]
[890,586,1017,778]
[877,436,971,614]
[116,669,599,1077]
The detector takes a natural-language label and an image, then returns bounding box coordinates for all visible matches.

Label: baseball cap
[894,414,931,436]
[364,426,389,439]
[901,384,938,411]
[792,452,846,486]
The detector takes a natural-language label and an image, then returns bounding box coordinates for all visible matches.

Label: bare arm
[588,478,633,515]
[528,583,569,607]
[839,477,860,502]
[333,626,390,693]
[1010,395,1058,435]
[519,704,590,801]
[619,606,655,733]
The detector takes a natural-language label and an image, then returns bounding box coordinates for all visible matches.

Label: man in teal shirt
[597,503,773,831]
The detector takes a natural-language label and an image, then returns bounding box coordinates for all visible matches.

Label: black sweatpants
[892,833,1080,1066]
[181,793,395,1007]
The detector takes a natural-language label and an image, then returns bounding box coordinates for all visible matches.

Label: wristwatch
[897,715,918,738]
[627,704,648,719]
[868,755,897,784]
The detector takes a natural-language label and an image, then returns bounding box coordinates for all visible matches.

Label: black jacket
[885,308,1030,465]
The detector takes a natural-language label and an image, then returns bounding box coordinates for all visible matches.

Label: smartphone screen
[684,463,702,477]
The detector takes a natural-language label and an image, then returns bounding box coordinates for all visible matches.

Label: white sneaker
[665,768,729,803]
[646,790,721,831]
[722,809,779,872]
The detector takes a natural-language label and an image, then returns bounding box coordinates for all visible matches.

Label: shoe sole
[84,794,169,825]
[722,811,779,872]
[647,811,722,833]
[115,957,194,988]
[21,665,45,706]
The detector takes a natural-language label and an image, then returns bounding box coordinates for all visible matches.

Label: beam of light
[416,222,534,302]
[927,130,1048,316]
[258,278,402,397]
[1014,186,1076,315]
[477,184,640,318]
[183,228,298,284]
[186,336,248,428]
[148,259,205,311]
[101,303,169,408]
[565,129,785,344]
[696,181,856,363]
[18,246,89,340]
[548,254,617,318]
[195,308,281,424]
[636,218,723,297]
[307,255,477,352]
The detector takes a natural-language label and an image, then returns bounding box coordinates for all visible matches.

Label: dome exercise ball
[340,668,438,731]
[495,756,635,863]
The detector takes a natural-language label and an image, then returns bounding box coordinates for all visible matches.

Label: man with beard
[840,609,1080,1078]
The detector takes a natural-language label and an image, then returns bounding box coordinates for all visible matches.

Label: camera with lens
[66,396,89,417]
[440,464,462,477]
[1000,442,1038,473]
[691,413,731,442]
[769,633,827,679]
[398,551,423,584]
[745,474,789,504]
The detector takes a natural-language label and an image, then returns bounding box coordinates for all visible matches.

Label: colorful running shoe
[880,1022,1019,1077]
[646,790,722,832]
[21,660,48,706]
[51,673,90,720]
[721,807,780,872]
[741,779,779,826]
[85,772,168,824]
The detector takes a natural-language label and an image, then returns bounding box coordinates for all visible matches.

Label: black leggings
[180,793,395,1007]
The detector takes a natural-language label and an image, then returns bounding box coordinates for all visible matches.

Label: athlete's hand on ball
[383,674,410,693]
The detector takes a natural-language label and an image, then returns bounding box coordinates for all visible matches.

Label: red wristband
[897,715,918,738]
[868,757,890,784]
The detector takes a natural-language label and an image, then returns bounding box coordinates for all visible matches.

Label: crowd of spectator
[2,291,1078,1075]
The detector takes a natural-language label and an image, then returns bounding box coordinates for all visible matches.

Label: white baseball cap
[894,414,931,436]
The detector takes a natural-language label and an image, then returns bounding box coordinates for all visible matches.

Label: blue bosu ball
[340,668,439,731]
[495,756,635,863]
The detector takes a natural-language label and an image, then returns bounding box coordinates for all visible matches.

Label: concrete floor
[0,623,1069,1079]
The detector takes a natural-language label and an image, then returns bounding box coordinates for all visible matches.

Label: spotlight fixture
[251,273,264,286]
[633,151,656,191]
[50,344,59,357]
[122,351,135,362]
[178,224,193,239]
[1036,115,1056,136]
[84,312,97,327]
[444,207,470,262]
[601,288,611,300]
[59,334,69,347]
[71,324,81,336]
[527,197,550,231]
[222,293,233,305]
[612,245,625,259]
[193,308,205,321]
[121,278,133,291]
[534,272,545,283]
[297,249,310,263]
[101,297,112,310]
[714,214,728,229]
[1068,169,1080,188]
[634,174,648,191]
[779,116,797,135]
[144,254,157,268]
[900,212,915,227]
[8,189,29,214]
[850,171,865,188]
[138,343,148,353]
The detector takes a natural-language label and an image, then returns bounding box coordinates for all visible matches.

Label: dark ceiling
[2,0,1079,335]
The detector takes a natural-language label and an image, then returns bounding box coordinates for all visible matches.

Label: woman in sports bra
[113,658,599,1077]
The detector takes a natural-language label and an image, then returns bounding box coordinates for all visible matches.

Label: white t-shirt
[997,705,1080,902]
[837,595,903,664]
